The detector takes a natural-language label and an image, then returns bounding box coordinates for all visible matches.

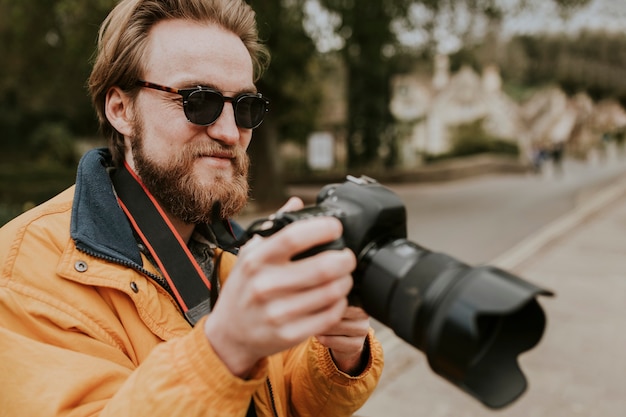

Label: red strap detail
[120,162,212,312]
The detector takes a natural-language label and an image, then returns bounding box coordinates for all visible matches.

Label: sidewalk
[356,172,626,416]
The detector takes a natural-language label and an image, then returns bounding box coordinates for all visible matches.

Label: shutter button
[74,260,88,272]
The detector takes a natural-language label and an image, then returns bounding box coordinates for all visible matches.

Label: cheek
[241,130,253,149]
[141,112,197,153]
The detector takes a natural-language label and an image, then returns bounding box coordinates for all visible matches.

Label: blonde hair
[88,0,270,165]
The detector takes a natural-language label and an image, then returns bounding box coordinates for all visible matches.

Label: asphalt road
[242,158,626,264]
[372,157,626,265]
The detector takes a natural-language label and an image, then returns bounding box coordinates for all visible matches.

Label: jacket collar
[70,148,143,267]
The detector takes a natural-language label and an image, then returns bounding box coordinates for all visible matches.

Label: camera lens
[353,238,552,409]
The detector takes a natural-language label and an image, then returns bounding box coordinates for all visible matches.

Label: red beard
[131,137,250,225]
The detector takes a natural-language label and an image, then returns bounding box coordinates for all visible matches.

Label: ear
[105,86,135,137]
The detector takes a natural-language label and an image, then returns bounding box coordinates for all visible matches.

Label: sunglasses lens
[185,90,224,125]
[235,96,268,129]
[183,89,268,129]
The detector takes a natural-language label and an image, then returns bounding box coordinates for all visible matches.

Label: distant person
[551,142,565,176]
[0,0,383,415]
[530,144,547,175]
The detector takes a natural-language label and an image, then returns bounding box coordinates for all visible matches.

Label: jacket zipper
[266,378,279,417]
[76,247,179,303]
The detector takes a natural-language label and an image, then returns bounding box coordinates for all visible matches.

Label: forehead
[142,19,254,91]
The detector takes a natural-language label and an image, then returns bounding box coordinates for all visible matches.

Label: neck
[168,215,196,244]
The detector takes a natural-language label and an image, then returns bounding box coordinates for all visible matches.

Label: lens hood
[424,266,553,408]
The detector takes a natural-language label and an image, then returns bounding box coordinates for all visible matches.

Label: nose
[207,102,240,145]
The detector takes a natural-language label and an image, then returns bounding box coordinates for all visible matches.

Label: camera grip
[292,237,346,260]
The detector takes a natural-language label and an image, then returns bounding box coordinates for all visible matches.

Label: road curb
[490,174,626,271]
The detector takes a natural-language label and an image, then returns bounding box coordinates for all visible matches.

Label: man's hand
[204,197,357,378]
[316,306,371,375]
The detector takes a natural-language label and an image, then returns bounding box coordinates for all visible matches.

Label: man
[0,0,383,416]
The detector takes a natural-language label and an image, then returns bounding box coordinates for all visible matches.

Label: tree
[248,0,323,208]
[318,0,412,170]
[500,31,626,105]
[0,0,115,151]
[315,0,592,170]
[0,0,320,208]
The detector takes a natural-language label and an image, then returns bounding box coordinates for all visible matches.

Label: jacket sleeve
[103,319,271,416]
[282,330,384,417]
[0,310,268,417]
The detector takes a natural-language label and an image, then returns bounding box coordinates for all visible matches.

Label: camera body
[274,175,406,259]
[243,175,552,409]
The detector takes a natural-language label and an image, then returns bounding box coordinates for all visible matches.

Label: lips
[190,145,243,170]
[206,151,234,160]
[196,148,234,159]
[195,151,237,172]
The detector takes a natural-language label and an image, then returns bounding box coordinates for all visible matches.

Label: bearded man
[0,0,383,416]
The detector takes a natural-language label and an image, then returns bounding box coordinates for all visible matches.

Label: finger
[244,250,355,308]
[287,248,356,286]
[276,196,304,213]
[263,274,353,325]
[239,234,264,251]
[315,334,366,354]
[276,296,349,342]
[317,316,371,338]
[341,306,370,320]
[235,246,355,313]
[251,216,345,263]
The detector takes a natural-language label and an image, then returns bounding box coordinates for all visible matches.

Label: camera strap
[112,162,232,325]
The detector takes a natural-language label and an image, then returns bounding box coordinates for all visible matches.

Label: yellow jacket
[0,149,383,417]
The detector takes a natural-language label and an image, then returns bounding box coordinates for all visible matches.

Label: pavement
[355,167,626,416]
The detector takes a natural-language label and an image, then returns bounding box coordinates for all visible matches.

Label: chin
[194,164,233,183]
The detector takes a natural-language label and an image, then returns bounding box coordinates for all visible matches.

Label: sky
[304,0,626,54]
[502,0,626,37]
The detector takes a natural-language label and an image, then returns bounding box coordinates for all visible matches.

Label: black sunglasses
[136,80,270,129]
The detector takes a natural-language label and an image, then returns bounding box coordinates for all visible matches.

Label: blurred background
[2,1,626,416]
[2,0,626,223]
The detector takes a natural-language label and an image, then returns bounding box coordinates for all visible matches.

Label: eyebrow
[179,80,257,95]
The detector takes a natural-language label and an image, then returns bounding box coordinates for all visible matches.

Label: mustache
[187,143,243,160]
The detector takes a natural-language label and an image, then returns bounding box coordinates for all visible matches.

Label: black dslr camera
[241,175,552,409]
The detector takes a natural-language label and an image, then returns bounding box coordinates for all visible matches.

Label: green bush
[0,160,76,226]
[28,122,79,166]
